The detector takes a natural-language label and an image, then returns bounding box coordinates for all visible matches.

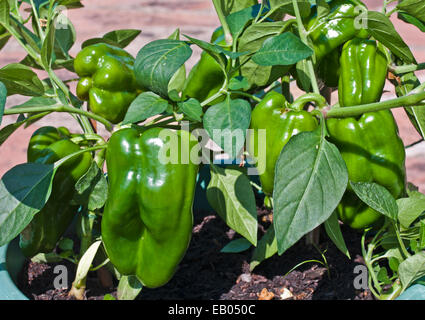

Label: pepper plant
[0,0,425,300]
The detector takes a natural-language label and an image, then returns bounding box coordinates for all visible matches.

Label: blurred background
[1,0,425,190]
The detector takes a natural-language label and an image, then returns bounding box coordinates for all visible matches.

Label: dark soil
[17,205,374,300]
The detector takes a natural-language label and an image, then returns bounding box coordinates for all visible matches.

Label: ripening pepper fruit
[19,127,92,257]
[182,27,229,106]
[247,91,318,196]
[305,0,369,62]
[326,38,406,229]
[101,127,200,288]
[74,43,141,124]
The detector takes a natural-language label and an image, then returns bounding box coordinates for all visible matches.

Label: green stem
[231,90,262,102]
[361,232,382,297]
[29,0,45,41]
[390,63,425,75]
[291,93,328,111]
[4,104,113,131]
[201,79,229,107]
[292,0,320,95]
[392,221,411,259]
[212,0,233,46]
[326,91,425,118]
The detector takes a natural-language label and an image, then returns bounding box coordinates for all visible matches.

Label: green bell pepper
[247,91,318,196]
[306,0,369,62]
[74,43,141,124]
[19,127,92,257]
[101,127,199,288]
[327,38,406,229]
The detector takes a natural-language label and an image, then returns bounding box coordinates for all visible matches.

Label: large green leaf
[238,21,293,89]
[367,11,416,64]
[206,165,258,246]
[273,126,348,255]
[0,163,55,247]
[0,63,44,96]
[252,32,313,66]
[134,39,192,98]
[399,251,425,290]
[122,92,170,125]
[203,97,251,159]
[350,181,398,221]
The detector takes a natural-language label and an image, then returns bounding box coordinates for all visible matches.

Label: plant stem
[326,91,425,118]
[211,0,233,46]
[231,90,262,102]
[390,63,425,74]
[291,0,320,95]
[4,104,113,131]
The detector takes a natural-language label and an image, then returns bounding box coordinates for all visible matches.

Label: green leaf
[252,32,313,66]
[134,39,192,98]
[350,181,398,221]
[82,29,141,49]
[273,127,348,255]
[324,211,350,259]
[228,76,250,91]
[399,251,425,290]
[221,238,252,253]
[203,97,251,159]
[122,92,170,125]
[178,98,203,122]
[74,162,108,211]
[41,22,56,68]
[269,0,311,18]
[0,63,45,96]
[117,275,143,300]
[218,0,259,16]
[103,29,141,48]
[397,0,425,22]
[73,241,101,286]
[31,252,63,263]
[0,81,6,125]
[238,21,293,89]
[103,294,116,300]
[58,238,74,251]
[13,96,57,109]
[250,226,277,271]
[0,112,48,147]
[206,166,258,246]
[367,11,416,64]
[0,163,55,247]
[398,12,425,32]
[0,0,10,26]
[395,72,425,139]
[226,3,264,38]
[184,35,227,73]
[397,197,425,229]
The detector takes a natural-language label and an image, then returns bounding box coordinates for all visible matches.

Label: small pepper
[74,43,141,124]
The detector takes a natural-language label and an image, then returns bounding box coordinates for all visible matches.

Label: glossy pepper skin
[327,39,406,229]
[182,27,229,105]
[74,43,140,124]
[338,38,388,107]
[305,0,369,62]
[247,91,318,195]
[101,127,199,288]
[19,127,92,257]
